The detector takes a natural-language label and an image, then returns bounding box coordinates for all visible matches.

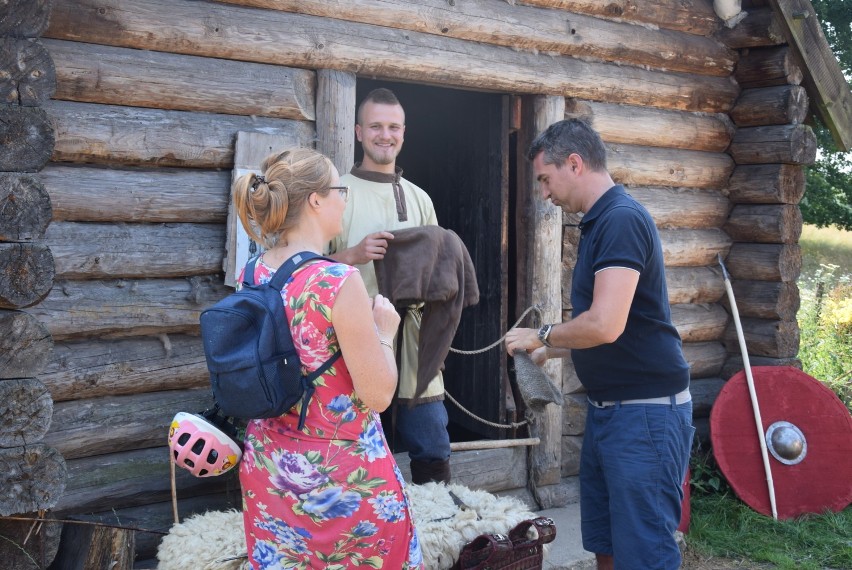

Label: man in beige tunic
[329,88,452,484]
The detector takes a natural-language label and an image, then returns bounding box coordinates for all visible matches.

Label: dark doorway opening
[355,79,518,444]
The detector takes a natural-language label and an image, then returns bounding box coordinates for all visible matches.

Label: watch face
[538,325,551,345]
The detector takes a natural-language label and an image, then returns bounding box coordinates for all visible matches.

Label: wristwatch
[537,324,553,348]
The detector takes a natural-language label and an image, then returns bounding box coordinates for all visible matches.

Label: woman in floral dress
[232,148,422,569]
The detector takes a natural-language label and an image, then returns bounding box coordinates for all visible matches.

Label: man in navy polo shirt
[505,119,694,570]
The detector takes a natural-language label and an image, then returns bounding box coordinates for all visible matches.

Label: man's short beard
[364,148,396,165]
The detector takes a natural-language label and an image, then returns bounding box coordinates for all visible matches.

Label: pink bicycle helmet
[168,412,242,477]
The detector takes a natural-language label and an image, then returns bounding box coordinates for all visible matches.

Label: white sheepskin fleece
[157,484,543,570]
[157,509,247,570]
[407,482,541,569]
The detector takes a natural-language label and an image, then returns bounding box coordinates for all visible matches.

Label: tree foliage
[801,0,852,231]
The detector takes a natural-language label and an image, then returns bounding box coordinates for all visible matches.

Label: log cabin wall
[716,2,813,385]
[0,1,69,567]
[1,0,834,565]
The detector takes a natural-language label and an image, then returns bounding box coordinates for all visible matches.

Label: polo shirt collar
[578,184,626,230]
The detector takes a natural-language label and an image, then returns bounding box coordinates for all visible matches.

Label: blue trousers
[580,399,694,570]
[395,400,451,462]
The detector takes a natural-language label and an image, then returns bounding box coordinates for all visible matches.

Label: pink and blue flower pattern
[239,259,422,569]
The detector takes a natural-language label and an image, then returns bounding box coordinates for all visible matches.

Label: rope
[444,390,528,429]
[443,305,544,429]
[448,305,542,355]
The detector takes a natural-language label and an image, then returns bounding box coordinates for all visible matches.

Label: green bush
[797,262,852,412]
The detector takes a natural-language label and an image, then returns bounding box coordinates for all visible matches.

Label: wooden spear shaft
[719,255,778,520]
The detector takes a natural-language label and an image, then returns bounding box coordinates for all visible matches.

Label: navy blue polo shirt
[571,185,689,401]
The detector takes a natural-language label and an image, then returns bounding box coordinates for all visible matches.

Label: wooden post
[51,523,135,570]
[521,95,564,503]
[316,69,356,176]
[224,132,309,286]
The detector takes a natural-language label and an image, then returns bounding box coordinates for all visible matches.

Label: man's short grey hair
[527,118,607,172]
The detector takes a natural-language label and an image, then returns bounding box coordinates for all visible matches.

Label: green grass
[688,482,852,569]
[687,450,852,569]
[686,225,852,567]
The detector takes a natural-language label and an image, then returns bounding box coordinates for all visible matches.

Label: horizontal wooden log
[729,124,817,165]
[516,0,721,35]
[0,37,56,106]
[690,377,726,417]
[398,447,528,492]
[607,144,735,189]
[45,222,225,279]
[725,243,802,282]
[628,187,730,230]
[560,358,584,395]
[43,389,214,460]
[671,303,729,343]
[565,99,734,152]
[562,394,585,436]
[562,235,730,306]
[0,444,67,516]
[0,173,51,242]
[217,0,736,77]
[52,447,235,515]
[54,445,526,515]
[724,204,803,244]
[724,279,800,321]
[23,276,230,340]
[714,7,785,49]
[0,0,52,37]
[723,317,799,358]
[46,100,315,169]
[666,267,725,304]
[660,228,732,267]
[0,310,53,379]
[0,378,53,447]
[561,435,582,478]
[735,45,803,89]
[44,0,740,113]
[683,341,727,379]
[0,512,63,570]
[0,243,55,309]
[76,493,242,562]
[725,164,805,204]
[41,165,229,223]
[556,341,726,386]
[720,354,802,380]
[41,335,208,402]
[0,105,54,172]
[730,85,809,127]
[44,38,316,121]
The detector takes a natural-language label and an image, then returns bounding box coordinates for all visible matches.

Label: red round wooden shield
[710,366,852,519]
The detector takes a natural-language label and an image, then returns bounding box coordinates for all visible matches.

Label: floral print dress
[238,257,422,569]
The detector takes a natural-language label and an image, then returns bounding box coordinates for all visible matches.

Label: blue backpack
[200,251,341,429]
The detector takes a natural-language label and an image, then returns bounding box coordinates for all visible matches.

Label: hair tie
[250,174,266,192]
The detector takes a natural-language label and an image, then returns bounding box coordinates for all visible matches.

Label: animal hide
[157,483,543,570]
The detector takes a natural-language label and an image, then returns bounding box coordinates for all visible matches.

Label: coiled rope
[443,305,543,429]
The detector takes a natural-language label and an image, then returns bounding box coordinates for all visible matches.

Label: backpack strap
[297,350,343,430]
[241,251,328,289]
[260,250,339,431]
[268,251,327,291]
